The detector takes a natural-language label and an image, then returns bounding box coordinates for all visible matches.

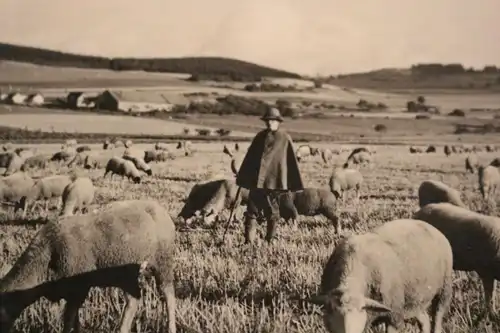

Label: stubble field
[1,141,499,333]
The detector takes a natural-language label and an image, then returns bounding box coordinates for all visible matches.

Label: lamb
[122,155,152,176]
[21,175,73,215]
[104,157,141,183]
[20,154,49,171]
[478,165,500,200]
[343,151,371,168]
[178,178,249,225]
[444,145,451,156]
[329,167,363,201]
[465,155,479,174]
[277,188,340,233]
[413,202,500,313]
[417,179,467,208]
[60,177,95,216]
[0,172,35,214]
[76,145,91,153]
[295,144,319,162]
[0,199,176,333]
[307,218,453,333]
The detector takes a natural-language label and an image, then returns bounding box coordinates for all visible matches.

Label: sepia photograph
[0,1,499,332]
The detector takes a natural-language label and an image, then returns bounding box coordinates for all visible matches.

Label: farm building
[25,93,45,106]
[5,92,27,105]
[95,90,189,112]
[66,92,94,109]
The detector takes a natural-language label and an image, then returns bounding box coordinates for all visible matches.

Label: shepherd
[236,107,304,244]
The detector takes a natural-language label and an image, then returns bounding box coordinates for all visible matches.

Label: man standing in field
[236,107,304,244]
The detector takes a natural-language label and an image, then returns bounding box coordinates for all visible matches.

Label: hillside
[325,66,500,92]
[0,42,301,80]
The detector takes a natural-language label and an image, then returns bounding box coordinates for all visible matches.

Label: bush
[374,124,387,132]
[449,109,465,117]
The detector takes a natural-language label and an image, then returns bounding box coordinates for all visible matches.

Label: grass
[0,142,500,333]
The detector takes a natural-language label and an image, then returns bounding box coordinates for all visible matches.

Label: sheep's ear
[305,294,328,306]
[363,297,392,313]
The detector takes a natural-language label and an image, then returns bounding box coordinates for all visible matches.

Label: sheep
[426,145,436,153]
[83,154,109,169]
[20,154,49,171]
[343,151,371,168]
[465,155,479,174]
[176,140,192,151]
[67,152,88,168]
[51,150,74,163]
[178,178,249,225]
[60,177,95,216]
[155,142,170,151]
[2,142,13,152]
[104,157,141,183]
[123,155,152,176]
[0,199,176,333]
[295,144,319,162]
[21,175,73,215]
[2,152,24,176]
[16,148,34,159]
[320,148,333,164]
[346,147,370,160]
[486,144,494,153]
[490,157,500,168]
[277,188,340,233]
[124,139,133,148]
[307,218,453,333]
[409,146,423,154]
[478,165,500,200]
[329,167,363,201]
[0,172,35,214]
[444,145,451,156]
[413,202,500,314]
[103,140,114,150]
[65,139,77,146]
[417,179,467,208]
[123,147,144,160]
[144,150,173,163]
[76,145,91,153]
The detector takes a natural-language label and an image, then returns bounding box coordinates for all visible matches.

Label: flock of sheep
[0,138,500,333]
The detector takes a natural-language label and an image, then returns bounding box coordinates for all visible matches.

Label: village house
[66,92,94,109]
[25,93,45,106]
[95,90,189,113]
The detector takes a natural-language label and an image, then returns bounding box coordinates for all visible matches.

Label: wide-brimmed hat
[261,107,283,122]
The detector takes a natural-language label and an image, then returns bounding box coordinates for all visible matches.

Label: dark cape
[236,128,304,191]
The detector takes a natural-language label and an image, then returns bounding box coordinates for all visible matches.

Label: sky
[1,0,499,75]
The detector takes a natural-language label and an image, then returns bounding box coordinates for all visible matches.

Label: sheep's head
[133,176,141,184]
[146,169,153,176]
[306,289,392,333]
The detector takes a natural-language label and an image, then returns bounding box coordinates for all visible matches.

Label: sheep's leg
[152,263,177,333]
[62,291,89,333]
[429,281,452,333]
[480,275,496,313]
[118,292,140,333]
[414,311,431,333]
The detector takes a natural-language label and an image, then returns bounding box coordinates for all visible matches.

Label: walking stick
[219,186,242,245]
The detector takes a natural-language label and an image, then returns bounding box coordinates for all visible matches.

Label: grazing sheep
[104,157,142,183]
[16,148,34,159]
[0,199,176,333]
[103,140,114,150]
[67,152,88,168]
[426,145,436,153]
[295,145,319,162]
[176,140,192,151]
[22,175,73,215]
[465,155,479,174]
[178,178,249,225]
[2,142,13,152]
[60,177,95,216]
[346,147,370,159]
[123,155,152,176]
[0,172,35,214]
[277,188,340,233]
[417,179,467,208]
[478,165,500,200]
[124,139,133,148]
[51,151,74,163]
[155,142,170,151]
[409,146,423,154]
[2,152,24,176]
[144,150,173,163]
[123,147,144,160]
[83,154,109,169]
[20,154,49,171]
[307,218,453,333]
[444,145,451,156]
[329,167,363,201]
[76,145,91,153]
[414,202,500,313]
[490,157,500,168]
[343,151,371,168]
[65,139,77,146]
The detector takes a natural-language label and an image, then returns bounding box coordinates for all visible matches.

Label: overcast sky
[1,0,499,75]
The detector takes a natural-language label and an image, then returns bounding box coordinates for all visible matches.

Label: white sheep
[277,188,340,233]
[20,154,49,171]
[413,202,500,313]
[155,142,170,151]
[22,175,73,215]
[60,177,95,216]
[295,144,319,162]
[478,165,500,200]
[417,179,467,208]
[65,139,77,146]
[124,139,133,148]
[465,155,479,174]
[144,150,173,163]
[329,167,363,201]
[307,218,453,333]
[83,154,110,169]
[320,148,333,164]
[343,151,371,168]
[0,199,176,333]
[123,147,144,160]
[104,157,142,183]
[0,172,35,215]
[122,155,152,176]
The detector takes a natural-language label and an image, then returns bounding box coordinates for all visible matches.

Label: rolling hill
[0,42,301,80]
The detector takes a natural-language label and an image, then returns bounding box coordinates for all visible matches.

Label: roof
[104,90,190,105]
